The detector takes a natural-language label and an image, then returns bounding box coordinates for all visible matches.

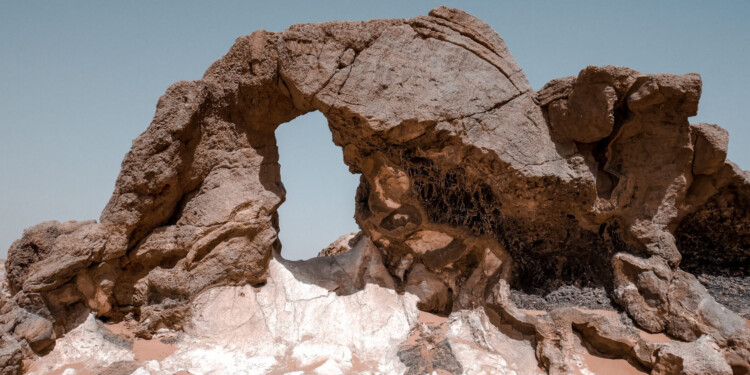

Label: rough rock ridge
[2,6,749,375]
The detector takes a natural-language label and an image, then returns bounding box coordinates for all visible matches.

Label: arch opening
[274,111,361,260]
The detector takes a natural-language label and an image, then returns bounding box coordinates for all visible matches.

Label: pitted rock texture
[2,6,750,375]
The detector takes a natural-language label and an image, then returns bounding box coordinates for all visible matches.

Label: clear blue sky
[1,1,748,260]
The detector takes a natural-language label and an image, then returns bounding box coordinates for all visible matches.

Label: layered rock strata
[2,6,749,374]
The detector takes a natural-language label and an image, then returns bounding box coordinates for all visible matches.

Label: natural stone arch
[6,7,547,328]
[3,6,750,374]
[86,6,571,325]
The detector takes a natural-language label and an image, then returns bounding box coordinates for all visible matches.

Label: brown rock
[281,233,396,295]
[487,279,656,374]
[0,337,22,375]
[692,122,729,175]
[1,6,748,373]
[12,314,54,353]
[676,161,750,277]
[652,336,732,375]
[404,263,452,315]
[539,65,638,143]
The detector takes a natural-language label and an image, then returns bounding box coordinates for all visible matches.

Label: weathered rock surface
[652,336,733,375]
[2,5,749,374]
[27,247,545,374]
[317,231,362,257]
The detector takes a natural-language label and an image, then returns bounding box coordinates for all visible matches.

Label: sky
[0,1,748,260]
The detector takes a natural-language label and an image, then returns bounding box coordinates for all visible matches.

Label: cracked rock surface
[2,6,749,375]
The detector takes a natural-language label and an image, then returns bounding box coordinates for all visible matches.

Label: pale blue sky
[1,1,748,259]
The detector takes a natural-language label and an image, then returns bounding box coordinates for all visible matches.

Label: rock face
[2,6,749,375]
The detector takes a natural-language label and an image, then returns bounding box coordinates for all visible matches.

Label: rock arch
[3,6,749,374]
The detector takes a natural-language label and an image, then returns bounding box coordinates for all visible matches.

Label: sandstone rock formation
[2,6,749,375]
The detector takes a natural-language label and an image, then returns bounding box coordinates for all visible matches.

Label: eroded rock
[652,336,733,375]
[317,231,362,257]
[692,123,729,176]
[2,5,749,374]
[26,247,543,374]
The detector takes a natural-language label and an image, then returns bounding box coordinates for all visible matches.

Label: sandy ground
[575,309,672,374]
[636,328,672,343]
[34,319,180,375]
[582,352,647,375]
[106,321,178,363]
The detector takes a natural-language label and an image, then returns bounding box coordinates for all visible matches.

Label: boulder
[652,336,733,375]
